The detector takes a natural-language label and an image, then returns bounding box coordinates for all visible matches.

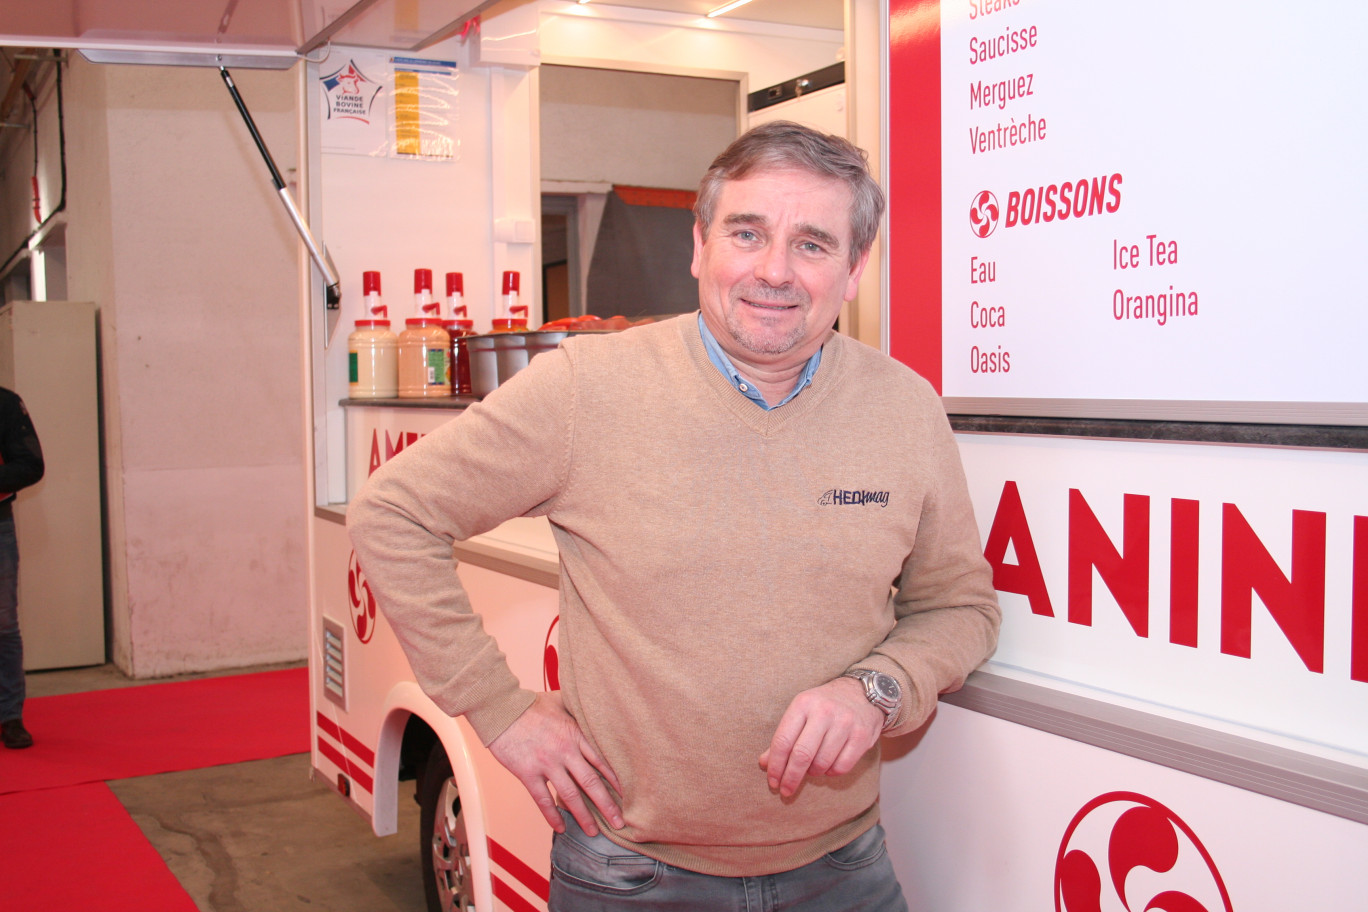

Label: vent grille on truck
[322,617,346,710]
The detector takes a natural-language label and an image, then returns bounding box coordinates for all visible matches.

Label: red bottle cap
[363,271,381,294]
[414,268,433,293]
[446,272,463,295]
[502,271,519,294]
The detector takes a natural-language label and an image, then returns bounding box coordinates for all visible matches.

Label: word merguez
[967,19,1043,153]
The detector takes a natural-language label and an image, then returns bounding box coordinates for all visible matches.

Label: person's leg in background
[0,514,32,749]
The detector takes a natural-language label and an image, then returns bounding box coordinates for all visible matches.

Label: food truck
[4,1,1366,910]
[312,5,1368,908]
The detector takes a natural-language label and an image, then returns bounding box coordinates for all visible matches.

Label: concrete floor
[25,663,428,912]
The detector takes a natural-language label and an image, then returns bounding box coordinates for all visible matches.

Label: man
[349,121,1001,910]
[0,386,44,750]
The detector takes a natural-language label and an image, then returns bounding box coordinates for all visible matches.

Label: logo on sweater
[819,489,889,508]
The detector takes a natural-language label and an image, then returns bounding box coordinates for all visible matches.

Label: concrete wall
[0,55,308,677]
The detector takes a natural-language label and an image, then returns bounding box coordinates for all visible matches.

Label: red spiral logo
[970,189,1000,238]
[346,551,377,644]
[543,615,561,691]
[1055,792,1232,912]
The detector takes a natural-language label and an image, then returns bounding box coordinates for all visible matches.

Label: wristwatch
[843,669,902,729]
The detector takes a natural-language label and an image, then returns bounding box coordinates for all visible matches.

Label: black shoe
[2,717,33,749]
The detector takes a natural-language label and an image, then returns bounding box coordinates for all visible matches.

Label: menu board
[888,0,1368,425]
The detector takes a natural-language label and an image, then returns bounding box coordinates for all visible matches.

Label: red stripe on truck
[489,836,550,901]
[316,732,374,794]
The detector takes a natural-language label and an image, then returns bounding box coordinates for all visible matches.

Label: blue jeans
[549,811,909,912]
[0,516,22,722]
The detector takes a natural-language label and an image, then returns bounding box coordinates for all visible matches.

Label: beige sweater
[347,314,1000,876]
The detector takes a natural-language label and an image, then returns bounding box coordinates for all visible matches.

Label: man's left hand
[758,676,885,798]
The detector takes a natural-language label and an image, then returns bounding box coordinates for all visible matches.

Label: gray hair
[694,121,885,268]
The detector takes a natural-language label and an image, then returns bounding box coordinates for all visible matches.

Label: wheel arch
[374,683,496,910]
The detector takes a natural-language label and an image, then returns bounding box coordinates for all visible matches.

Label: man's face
[692,168,868,372]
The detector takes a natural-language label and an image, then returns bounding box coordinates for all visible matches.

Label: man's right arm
[345,348,621,834]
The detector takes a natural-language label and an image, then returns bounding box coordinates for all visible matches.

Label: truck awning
[0,0,500,69]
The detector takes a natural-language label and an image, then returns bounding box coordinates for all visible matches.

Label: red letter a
[984,481,1055,617]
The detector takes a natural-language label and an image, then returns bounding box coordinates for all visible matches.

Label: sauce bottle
[500,271,519,316]
[492,270,526,331]
[445,272,464,319]
[397,317,452,398]
[363,270,386,318]
[445,305,476,397]
[348,319,398,398]
[414,268,440,319]
[491,305,528,333]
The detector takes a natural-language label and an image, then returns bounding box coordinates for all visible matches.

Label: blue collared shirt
[698,314,822,410]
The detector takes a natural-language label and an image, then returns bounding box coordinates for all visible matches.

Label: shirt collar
[697,314,822,410]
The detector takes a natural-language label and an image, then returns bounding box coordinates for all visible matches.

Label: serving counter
[326,398,559,588]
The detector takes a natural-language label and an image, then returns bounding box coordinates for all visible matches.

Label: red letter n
[1169,498,1200,647]
[1221,505,1326,673]
[1353,516,1368,683]
[1068,490,1150,636]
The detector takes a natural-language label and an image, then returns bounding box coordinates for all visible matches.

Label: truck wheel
[419,744,477,912]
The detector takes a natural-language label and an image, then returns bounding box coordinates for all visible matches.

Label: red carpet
[0,667,309,794]
[0,782,199,911]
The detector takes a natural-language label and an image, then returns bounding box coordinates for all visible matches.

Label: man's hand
[488,692,624,835]
[758,676,885,798]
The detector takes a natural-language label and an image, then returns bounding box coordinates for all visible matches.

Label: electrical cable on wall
[26,82,39,222]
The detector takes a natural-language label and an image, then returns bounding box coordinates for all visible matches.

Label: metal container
[467,330,579,396]
[492,332,530,384]
[467,335,499,398]
[527,330,568,358]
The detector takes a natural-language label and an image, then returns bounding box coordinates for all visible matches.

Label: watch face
[873,674,901,701]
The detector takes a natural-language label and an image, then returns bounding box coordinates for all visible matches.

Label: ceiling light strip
[707,0,757,18]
